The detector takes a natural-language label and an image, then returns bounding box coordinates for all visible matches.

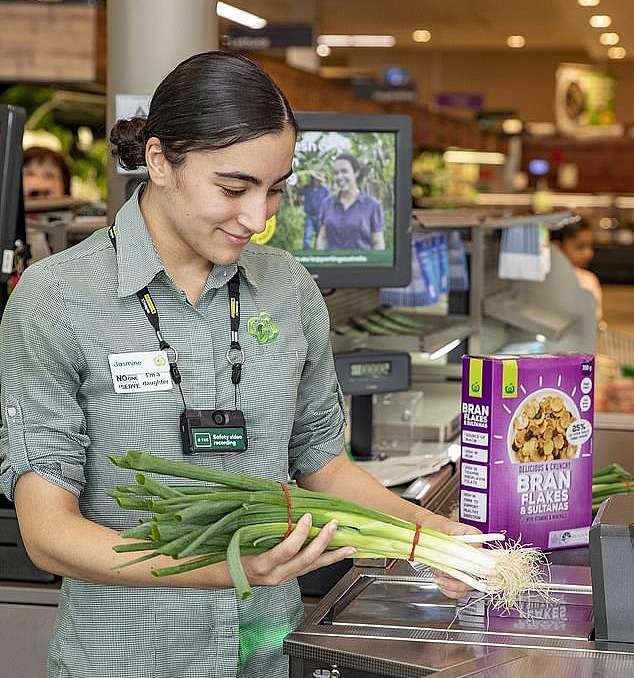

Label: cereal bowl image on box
[507,388,585,464]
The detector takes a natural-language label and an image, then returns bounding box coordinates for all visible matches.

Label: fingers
[296,546,355,577]
[435,575,471,599]
[244,514,356,587]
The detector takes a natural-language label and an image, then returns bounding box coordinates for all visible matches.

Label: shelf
[483,290,576,340]
[332,314,473,356]
[412,207,577,230]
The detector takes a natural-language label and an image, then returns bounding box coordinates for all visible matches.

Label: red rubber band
[409,524,421,561]
[278,481,293,538]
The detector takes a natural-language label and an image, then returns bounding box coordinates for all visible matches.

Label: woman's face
[23,158,66,198]
[152,126,296,267]
[333,158,359,193]
[560,229,594,269]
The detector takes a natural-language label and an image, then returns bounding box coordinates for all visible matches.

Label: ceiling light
[600,32,620,45]
[317,35,396,48]
[443,150,506,165]
[507,35,526,48]
[608,46,626,59]
[316,44,331,57]
[216,2,267,29]
[412,30,431,43]
[502,118,523,135]
[589,15,611,28]
[577,0,600,6]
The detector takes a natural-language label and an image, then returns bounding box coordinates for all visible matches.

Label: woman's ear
[145,136,170,187]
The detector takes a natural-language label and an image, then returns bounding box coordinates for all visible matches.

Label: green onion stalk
[108,451,547,608]
[592,463,633,514]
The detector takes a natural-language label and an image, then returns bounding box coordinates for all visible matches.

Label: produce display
[108,451,546,608]
[592,462,633,514]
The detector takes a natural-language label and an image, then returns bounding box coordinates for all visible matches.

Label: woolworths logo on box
[502,360,518,399]
[469,358,483,398]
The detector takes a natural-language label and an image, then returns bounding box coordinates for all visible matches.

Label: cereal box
[459,354,594,550]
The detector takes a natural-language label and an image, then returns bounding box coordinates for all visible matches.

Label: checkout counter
[285,487,634,678]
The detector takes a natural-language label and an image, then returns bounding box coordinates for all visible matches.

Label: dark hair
[335,153,367,185]
[110,51,297,171]
[22,146,72,195]
[550,217,592,243]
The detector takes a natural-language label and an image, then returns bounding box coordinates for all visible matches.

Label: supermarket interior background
[2,1,634,677]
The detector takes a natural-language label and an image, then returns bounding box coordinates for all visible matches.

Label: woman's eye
[220,186,246,198]
[269,186,286,195]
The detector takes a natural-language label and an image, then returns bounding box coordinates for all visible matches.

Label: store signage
[555,63,622,138]
[435,92,484,110]
[353,80,418,103]
[0,3,96,82]
[222,23,314,50]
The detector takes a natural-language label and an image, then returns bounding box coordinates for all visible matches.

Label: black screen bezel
[0,105,26,283]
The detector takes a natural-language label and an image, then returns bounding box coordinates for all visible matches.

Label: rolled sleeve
[0,264,90,500]
[286,257,346,479]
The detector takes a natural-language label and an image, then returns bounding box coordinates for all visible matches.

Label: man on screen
[301,171,329,249]
[316,153,385,251]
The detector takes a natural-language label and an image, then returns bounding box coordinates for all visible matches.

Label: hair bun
[109,116,147,171]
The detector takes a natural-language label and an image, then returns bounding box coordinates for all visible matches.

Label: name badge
[108,351,173,393]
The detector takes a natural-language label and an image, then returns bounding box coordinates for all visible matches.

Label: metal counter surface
[285,559,634,678]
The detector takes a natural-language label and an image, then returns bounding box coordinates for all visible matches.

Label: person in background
[22,146,71,199]
[551,219,603,322]
[316,153,384,251]
[1,52,477,678]
[22,146,72,262]
[300,172,329,249]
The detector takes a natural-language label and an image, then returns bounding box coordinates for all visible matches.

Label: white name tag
[108,351,173,393]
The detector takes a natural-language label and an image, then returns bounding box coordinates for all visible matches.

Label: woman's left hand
[419,512,482,600]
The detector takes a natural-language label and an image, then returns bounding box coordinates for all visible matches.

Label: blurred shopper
[22,146,72,261]
[551,219,603,322]
[22,146,71,199]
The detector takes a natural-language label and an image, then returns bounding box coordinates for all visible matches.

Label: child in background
[551,219,603,322]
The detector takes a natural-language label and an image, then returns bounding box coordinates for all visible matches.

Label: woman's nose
[238,196,268,233]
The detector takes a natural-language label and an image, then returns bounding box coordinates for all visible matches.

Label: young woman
[1,52,476,678]
[316,153,385,251]
[551,219,603,322]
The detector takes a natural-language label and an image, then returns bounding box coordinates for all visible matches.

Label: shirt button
[7,407,16,418]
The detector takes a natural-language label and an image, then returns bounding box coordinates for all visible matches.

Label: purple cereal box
[459,354,594,550]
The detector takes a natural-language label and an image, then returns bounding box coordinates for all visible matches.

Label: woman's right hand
[241,514,355,587]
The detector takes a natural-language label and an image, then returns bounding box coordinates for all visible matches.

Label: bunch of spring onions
[108,451,546,607]
[592,462,633,514]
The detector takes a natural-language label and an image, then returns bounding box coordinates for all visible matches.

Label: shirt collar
[335,190,367,208]
[113,184,261,297]
[113,184,164,298]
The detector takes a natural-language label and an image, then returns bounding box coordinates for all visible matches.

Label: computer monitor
[0,105,26,284]
[262,112,412,289]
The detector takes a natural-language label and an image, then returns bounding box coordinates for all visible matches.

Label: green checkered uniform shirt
[0,187,346,678]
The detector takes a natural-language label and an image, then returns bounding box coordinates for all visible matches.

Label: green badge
[247,311,279,345]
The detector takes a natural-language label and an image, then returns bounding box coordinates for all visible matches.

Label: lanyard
[108,225,243,408]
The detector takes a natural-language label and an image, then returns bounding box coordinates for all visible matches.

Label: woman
[22,146,72,199]
[316,153,385,251]
[0,52,475,678]
[551,219,602,322]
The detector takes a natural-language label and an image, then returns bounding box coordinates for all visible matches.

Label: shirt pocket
[240,344,307,439]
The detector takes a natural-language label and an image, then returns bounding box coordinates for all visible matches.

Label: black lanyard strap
[226,272,243,386]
